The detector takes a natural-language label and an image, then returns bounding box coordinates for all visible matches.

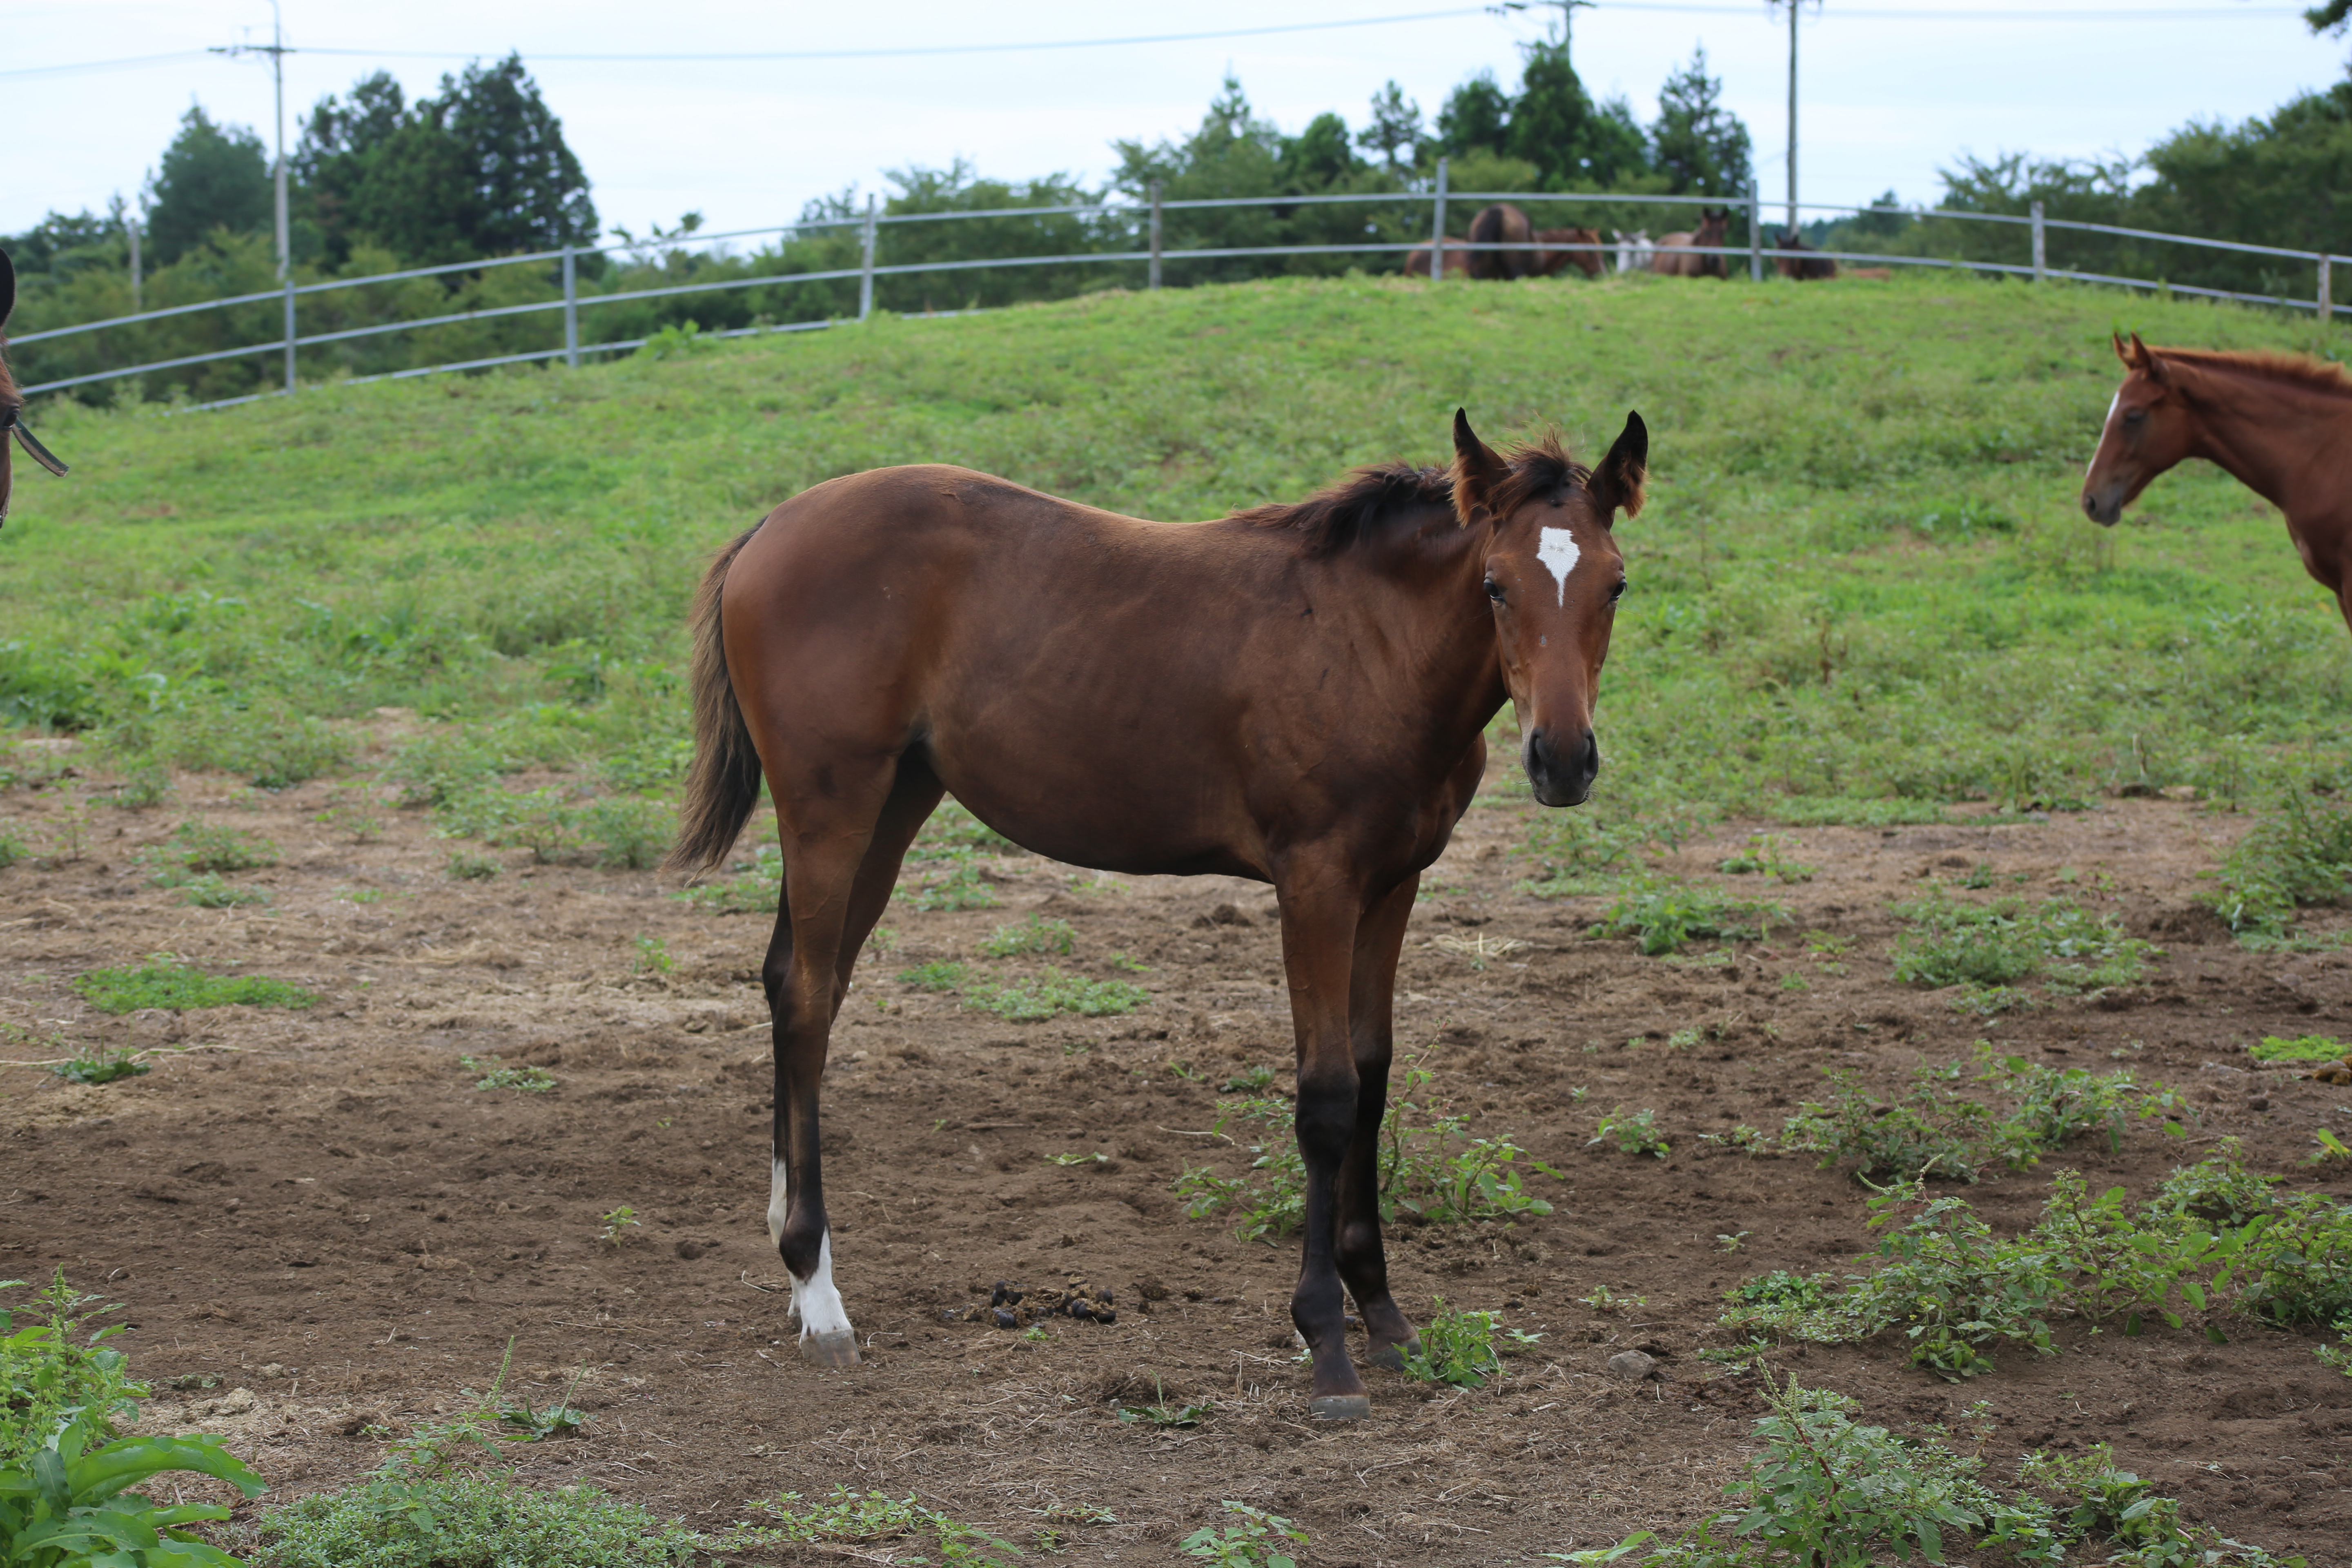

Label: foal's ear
[1591,411,1648,525]
[0,250,14,331]
[2127,332,2168,383]
[1451,408,1508,523]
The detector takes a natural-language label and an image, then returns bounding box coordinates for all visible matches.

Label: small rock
[1606,1350,1659,1382]
[2248,1095,2271,1111]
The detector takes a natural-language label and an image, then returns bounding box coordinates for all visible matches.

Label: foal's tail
[667,527,765,877]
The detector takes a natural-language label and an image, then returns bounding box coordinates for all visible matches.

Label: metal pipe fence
[14,181,2347,411]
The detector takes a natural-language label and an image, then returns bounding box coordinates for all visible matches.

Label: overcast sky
[6,0,2344,244]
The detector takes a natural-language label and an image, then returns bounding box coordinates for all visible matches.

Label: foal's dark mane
[1238,435,1590,557]
[2158,346,2352,401]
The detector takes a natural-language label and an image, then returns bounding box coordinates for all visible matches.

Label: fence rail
[14,167,2347,411]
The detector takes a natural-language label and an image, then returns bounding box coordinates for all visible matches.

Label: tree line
[4,31,2346,406]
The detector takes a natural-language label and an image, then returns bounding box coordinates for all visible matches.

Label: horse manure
[992,1307,1019,1329]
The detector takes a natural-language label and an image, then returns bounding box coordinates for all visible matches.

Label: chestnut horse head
[0,249,69,529]
[1452,408,1647,805]
[2082,332,2200,526]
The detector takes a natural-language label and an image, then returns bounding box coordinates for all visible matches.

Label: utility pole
[209,0,292,281]
[1769,0,1816,236]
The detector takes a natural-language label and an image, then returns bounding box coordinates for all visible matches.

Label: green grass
[5,272,2348,833]
[72,956,316,1013]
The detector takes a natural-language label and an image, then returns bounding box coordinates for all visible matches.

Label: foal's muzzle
[1524,726,1599,808]
[2079,484,2124,527]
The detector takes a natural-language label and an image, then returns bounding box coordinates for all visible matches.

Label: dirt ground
[5,733,2352,1565]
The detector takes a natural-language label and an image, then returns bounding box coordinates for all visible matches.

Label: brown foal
[670,411,1647,1417]
[2083,333,2352,633]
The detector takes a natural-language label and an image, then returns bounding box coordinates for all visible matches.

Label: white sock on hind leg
[770,1151,853,1342]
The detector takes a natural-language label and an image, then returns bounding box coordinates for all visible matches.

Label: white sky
[6,0,2345,243]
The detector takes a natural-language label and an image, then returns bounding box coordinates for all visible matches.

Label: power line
[0,2,2307,80]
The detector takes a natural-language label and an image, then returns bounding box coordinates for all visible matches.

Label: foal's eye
[1484,578,1506,603]
[2123,407,2147,427]
[1609,579,1627,603]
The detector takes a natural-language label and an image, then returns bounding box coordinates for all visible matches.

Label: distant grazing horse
[1531,228,1605,280]
[1611,230,1654,274]
[0,250,71,528]
[1774,232,1837,281]
[672,410,1649,1417]
[1466,203,1535,280]
[2084,332,2352,634]
[1650,210,1730,278]
[1403,242,1469,279]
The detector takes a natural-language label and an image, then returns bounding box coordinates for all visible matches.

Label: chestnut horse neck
[2152,350,2352,512]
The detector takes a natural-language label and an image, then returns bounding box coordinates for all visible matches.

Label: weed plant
[51,1043,150,1086]
[1176,1060,1561,1240]
[72,955,315,1013]
[1396,1298,1534,1389]
[0,1274,267,1568]
[958,969,1148,1021]
[0,830,24,871]
[1891,892,2158,1011]
[1590,1106,1671,1158]
[1179,1502,1307,1568]
[584,795,673,868]
[2252,1033,2344,1063]
[445,849,500,880]
[460,1055,556,1092]
[758,1486,1024,1565]
[981,915,1076,957]
[1723,1148,2352,1380]
[1590,880,1787,956]
[1561,1374,2305,1567]
[2209,783,2352,943]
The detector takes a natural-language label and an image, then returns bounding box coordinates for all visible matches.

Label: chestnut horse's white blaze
[769,1152,852,1348]
[1537,526,1581,606]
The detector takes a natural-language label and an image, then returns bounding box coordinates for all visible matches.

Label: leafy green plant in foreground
[1179,1502,1306,1568]
[1398,1298,1528,1389]
[0,1274,267,1568]
[1590,1105,1671,1159]
[2209,783,2352,944]
[51,1043,150,1086]
[72,956,316,1014]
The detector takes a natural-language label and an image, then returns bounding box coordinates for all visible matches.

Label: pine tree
[145,107,272,265]
[1651,48,1753,199]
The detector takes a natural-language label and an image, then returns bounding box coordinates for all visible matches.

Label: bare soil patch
[6,755,2352,1563]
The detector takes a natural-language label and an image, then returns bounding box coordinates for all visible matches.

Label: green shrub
[897,961,967,992]
[52,1045,150,1086]
[73,956,316,1014]
[460,1056,555,1093]
[0,1274,144,1464]
[584,796,673,869]
[1589,880,1786,956]
[0,830,24,871]
[912,855,1000,911]
[1397,1299,1510,1390]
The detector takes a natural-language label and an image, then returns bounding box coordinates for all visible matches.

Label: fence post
[282,274,296,395]
[562,247,580,368]
[127,218,142,314]
[1428,157,1449,283]
[2031,201,2047,283]
[2320,254,2333,325]
[1748,182,1762,282]
[1149,181,1163,290]
[858,194,878,321]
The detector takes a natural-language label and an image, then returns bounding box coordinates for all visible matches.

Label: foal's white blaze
[1537,526,1581,607]
[2087,392,2120,483]
[769,1151,854,1341]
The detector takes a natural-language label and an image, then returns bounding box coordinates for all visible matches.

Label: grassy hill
[2,270,2343,836]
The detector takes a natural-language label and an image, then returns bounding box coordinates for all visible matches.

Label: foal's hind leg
[1336,875,1421,1370]
[762,756,935,1367]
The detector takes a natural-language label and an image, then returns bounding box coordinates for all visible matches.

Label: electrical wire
[0,1,2306,80]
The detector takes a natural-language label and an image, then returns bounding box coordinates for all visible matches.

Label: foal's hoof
[1367,1340,1422,1372]
[801,1329,860,1368]
[1308,1394,1372,1421]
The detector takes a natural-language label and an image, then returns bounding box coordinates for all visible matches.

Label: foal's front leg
[1275,871,1374,1419]
[1337,876,1421,1370]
